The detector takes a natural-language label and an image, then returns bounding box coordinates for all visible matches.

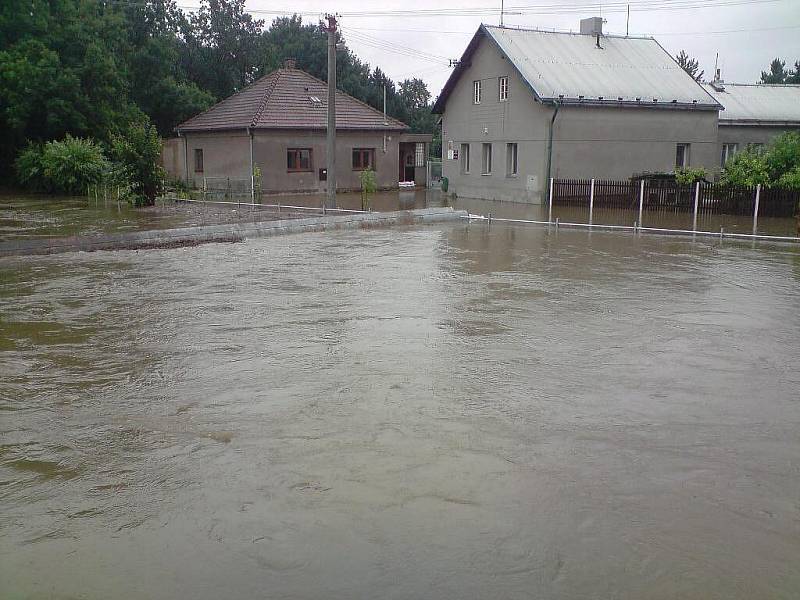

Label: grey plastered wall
[440,34,720,204]
[551,105,719,179]
[161,137,186,181]
[717,124,800,164]
[183,131,251,187]
[441,37,550,204]
[252,129,400,193]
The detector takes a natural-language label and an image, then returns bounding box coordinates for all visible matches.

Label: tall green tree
[676,50,704,81]
[761,58,789,83]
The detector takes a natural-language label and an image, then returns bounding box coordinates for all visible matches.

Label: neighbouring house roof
[433,24,721,112]
[177,66,408,133]
[701,83,800,125]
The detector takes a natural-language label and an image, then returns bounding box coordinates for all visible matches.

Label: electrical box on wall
[319,168,327,181]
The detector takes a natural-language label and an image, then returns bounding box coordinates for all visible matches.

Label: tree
[676,50,704,82]
[111,120,165,205]
[761,58,789,83]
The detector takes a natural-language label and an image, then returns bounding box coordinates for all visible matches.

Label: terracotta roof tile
[177,68,407,132]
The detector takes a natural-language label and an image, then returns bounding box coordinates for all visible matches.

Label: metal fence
[427,159,442,188]
[552,178,799,219]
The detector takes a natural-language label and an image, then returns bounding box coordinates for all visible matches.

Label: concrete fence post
[589,178,595,225]
[548,177,554,224]
[753,184,761,235]
[638,179,645,230]
[692,181,700,232]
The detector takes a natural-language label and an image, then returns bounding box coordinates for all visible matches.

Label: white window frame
[460,143,470,174]
[499,76,509,102]
[414,143,425,168]
[473,80,482,105]
[506,143,518,176]
[481,143,492,175]
[720,143,738,167]
[676,143,690,169]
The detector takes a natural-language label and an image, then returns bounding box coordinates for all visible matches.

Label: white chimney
[580,17,604,36]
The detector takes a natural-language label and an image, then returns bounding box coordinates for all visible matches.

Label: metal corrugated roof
[434,25,721,112]
[177,67,407,132]
[701,83,800,124]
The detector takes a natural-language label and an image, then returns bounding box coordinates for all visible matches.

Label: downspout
[248,127,254,202]
[545,100,560,192]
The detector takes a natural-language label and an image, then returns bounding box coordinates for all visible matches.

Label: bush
[360,167,377,210]
[675,167,707,185]
[15,135,108,195]
[721,132,800,188]
[110,120,164,206]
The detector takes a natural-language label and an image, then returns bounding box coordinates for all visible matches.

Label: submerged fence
[548,178,799,234]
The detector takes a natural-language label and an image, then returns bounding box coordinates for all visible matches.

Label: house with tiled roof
[163,60,431,194]
[433,18,723,203]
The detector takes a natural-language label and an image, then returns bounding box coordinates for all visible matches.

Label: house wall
[178,130,400,193]
[440,34,719,204]
[253,130,400,193]
[717,124,800,166]
[183,131,252,188]
[161,137,185,181]
[552,105,719,179]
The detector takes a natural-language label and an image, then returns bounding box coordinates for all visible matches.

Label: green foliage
[720,133,800,188]
[360,168,377,210]
[675,167,707,185]
[110,121,165,205]
[2,0,439,186]
[16,135,108,195]
[676,50,703,82]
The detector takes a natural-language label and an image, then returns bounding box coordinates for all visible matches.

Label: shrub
[675,167,707,185]
[110,120,164,206]
[360,167,377,210]
[720,147,771,188]
[15,136,108,195]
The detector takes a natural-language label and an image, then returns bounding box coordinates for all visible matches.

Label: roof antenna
[626,4,630,36]
[500,0,504,27]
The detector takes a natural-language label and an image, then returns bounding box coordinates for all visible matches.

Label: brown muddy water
[2,219,800,599]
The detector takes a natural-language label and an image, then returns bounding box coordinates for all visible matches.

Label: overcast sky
[243,0,799,96]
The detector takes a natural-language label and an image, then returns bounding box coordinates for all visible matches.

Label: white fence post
[638,179,645,230]
[548,177,554,224]
[753,184,761,235]
[692,181,700,232]
[589,178,595,225]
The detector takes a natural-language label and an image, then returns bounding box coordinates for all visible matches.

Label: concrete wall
[552,105,718,180]
[717,124,800,168]
[177,130,400,193]
[440,34,720,204]
[253,129,400,193]
[441,38,551,203]
[161,138,185,181]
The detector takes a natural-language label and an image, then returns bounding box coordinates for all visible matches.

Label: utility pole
[323,14,338,209]
[626,4,630,36]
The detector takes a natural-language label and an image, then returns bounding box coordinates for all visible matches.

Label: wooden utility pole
[323,14,338,209]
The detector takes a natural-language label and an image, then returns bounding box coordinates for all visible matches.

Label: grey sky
[244,0,800,95]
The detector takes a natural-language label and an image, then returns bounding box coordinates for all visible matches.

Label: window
[287,148,312,172]
[481,143,492,175]
[473,80,482,104]
[720,143,738,167]
[194,148,204,173]
[460,143,470,174]
[675,143,690,168]
[414,143,425,167]
[352,148,375,170]
[499,76,509,102]
[506,143,518,176]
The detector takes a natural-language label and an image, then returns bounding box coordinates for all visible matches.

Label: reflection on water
[1,224,799,599]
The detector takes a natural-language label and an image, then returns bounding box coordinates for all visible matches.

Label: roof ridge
[250,69,284,127]
[483,23,655,41]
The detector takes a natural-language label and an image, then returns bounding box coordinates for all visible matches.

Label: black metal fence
[552,179,799,218]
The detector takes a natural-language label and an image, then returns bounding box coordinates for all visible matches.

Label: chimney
[580,17,604,36]
[284,58,296,69]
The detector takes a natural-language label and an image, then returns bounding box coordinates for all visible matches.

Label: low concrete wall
[0,208,468,257]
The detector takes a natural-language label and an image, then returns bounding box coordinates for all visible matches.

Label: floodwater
[2,221,800,599]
